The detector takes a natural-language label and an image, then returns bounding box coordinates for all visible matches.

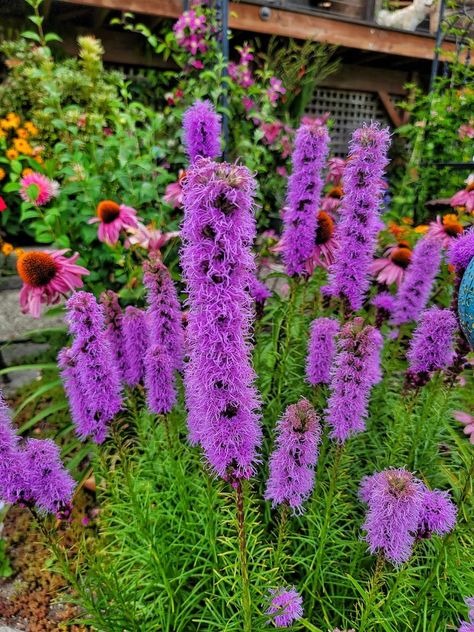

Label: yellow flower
[0,118,14,131]
[1,243,13,256]
[22,167,34,177]
[0,167,5,181]
[14,248,25,257]
[24,121,38,136]
[0,128,6,139]
[34,155,44,165]
[13,138,33,155]
[6,112,20,128]
[414,224,429,234]
[6,148,18,160]
[16,127,29,139]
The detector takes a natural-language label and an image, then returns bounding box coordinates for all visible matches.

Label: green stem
[236,480,252,632]
[274,503,289,568]
[358,553,385,632]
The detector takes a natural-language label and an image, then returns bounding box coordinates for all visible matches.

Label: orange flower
[0,167,5,181]
[401,216,413,225]
[6,148,18,160]
[13,138,33,155]
[441,213,463,237]
[6,113,20,128]
[1,243,13,256]
[22,167,34,177]
[14,247,25,257]
[388,221,407,239]
[24,121,38,136]
[34,155,44,165]
[0,118,14,131]
[16,127,29,139]
[414,224,429,234]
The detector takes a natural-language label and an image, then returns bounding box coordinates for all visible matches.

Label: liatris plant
[0,393,23,505]
[64,291,122,443]
[181,157,261,480]
[306,317,340,385]
[391,237,442,325]
[371,291,396,327]
[459,597,474,632]
[406,307,457,387]
[100,290,128,382]
[324,123,390,310]
[448,227,474,276]
[265,400,321,512]
[417,489,457,538]
[281,121,330,276]
[326,318,382,442]
[266,587,304,628]
[122,306,149,387]
[182,100,222,163]
[144,343,177,415]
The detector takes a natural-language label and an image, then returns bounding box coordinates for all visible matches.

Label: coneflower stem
[358,552,385,632]
[235,480,252,632]
[274,503,289,568]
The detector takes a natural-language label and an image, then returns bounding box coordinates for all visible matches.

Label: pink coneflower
[88,200,139,245]
[17,250,89,318]
[370,243,412,286]
[453,411,474,444]
[428,214,464,248]
[19,172,59,206]
[163,171,186,207]
[321,184,343,214]
[451,174,474,213]
[326,157,345,185]
[305,210,339,272]
[125,223,179,252]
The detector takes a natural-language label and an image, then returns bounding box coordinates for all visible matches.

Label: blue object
[458,257,474,349]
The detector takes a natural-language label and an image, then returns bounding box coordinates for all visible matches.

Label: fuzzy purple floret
[0,392,24,504]
[324,122,390,310]
[448,227,474,274]
[326,318,382,443]
[181,157,261,479]
[145,343,177,414]
[407,307,457,375]
[183,99,222,163]
[391,238,442,325]
[58,348,94,443]
[459,597,474,632]
[371,291,396,315]
[248,274,272,304]
[100,290,127,382]
[417,488,457,538]
[122,306,149,387]
[266,587,304,628]
[265,400,322,512]
[65,291,122,443]
[306,317,340,385]
[281,122,330,276]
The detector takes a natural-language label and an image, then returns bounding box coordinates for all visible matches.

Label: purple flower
[326,318,382,443]
[0,392,25,505]
[266,587,303,628]
[58,347,94,442]
[248,274,272,304]
[448,227,474,274]
[371,291,396,327]
[391,238,442,325]
[122,306,149,387]
[100,290,127,382]
[145,344,177,414]
[324,123,390,310]
[181,158,261,479]
[459,597,474,632]
[417,488,457,538]
[407,307,457,380]
[65,291,122,443]
[281,122,330,276]
[182,100,222,164]
[265,400,322,512]
[306,317,340,385]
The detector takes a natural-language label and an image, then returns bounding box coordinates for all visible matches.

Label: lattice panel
[306,88,393,156]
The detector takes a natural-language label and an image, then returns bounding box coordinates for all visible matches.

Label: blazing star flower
[122,307,149,387]
[100,291,128,382]
[181,158,261,479]
[265,400,322,512]
[324,123,390,311]
[182,100,222,164]
[19,172,59,206]
[58,347,94,440]
[266,587,303,628]
[88,200,139,245]
[417,488,457,538]
[371,291,396,326]
[448,227,474,274]
[451,174,474,213]
[126,222,179,252]
[391,237,442,326]
[428,214,464,248]
[453,410,474,444]
[144,343,177,414]
[0,392,23,505]
[370,243,412,286]
[306,317,340,385]
[17,249,89,318]
[248,274,272,305]
[281,121,330,276]
[458,597,474,632]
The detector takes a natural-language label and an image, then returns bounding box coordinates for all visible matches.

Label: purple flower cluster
[181,157,261,479]
[459,597,474,632]
[144,344,177,415]
[61,291,122,443]
[123,306,148,387]
[306,317,340,385]
[391,238,442,325]
[228,43,254,88]
[266,587,303,628]
[324,122,390,310]
[281,121,330,276]
[448,227,474,274]
[360,468,457,565]
[183,100,221,164]
[173,9,208,56]
[265,400,322,512]
[100,290,128,382]
[326,318,383,442]
[371,291,396,327]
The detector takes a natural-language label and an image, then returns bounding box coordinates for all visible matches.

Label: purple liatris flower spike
[58,347,93,442]
[324,122,390,310]
[100,290,127,382]
[248,274,272,305]
[306,317,340,385]
[122,306,149,387]
[326,318,382,442]
[183,100,222,163]
[266,586,304,628]
[417,488,457,538]
[406,307,457,384]
[359,468,425,565]
[281,121,330,276]
[265,400,322,512]
[22,438,75,515]
[448,227,474,275]
[0,392,25,504]
[371,291,396,327]
[65,291,122,443]
[391,237,442,325]
[181,158,261,479]
[459,597,474,632]
[145,344,177,414]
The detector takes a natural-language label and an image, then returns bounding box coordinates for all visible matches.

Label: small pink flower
[0,196,6,212]
[453,410,474,444]
[125,223,179,252]
[451,174,474,213]
[17,249,89,318]
[242,96,256,112]
[458,123,474,140]
[276,166,288,178]
[267,76,286,104]
[370,244,412,286]
[428,215,464,248]
[19,172,59,206]
[163,173,185,208]
[301,112,330,127]
[88,200,140,245]
[260,121,283,145]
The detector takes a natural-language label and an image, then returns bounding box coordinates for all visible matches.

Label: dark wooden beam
[377,90,403,127]
[320,64,409,95]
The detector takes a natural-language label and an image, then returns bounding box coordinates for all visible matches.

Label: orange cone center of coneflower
[316,211,334,245]
[390,245,412,269]
[466,182,474,192]
[328,185,343,199]
[17,251,57,287]
[442,214,463,237]
[97,200,120,224]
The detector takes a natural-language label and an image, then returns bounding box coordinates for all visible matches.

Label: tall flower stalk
[182,99,222,164]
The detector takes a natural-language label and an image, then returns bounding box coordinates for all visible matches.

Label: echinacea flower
[125,222,179,252]
[19,172,59,206]
[451,174,474,213]
[17,249,89,318]
[453,410,474,444]
[305,210,339,272]
[428,214,463,248]
[326,157,345,185]
[266,587,303,628]
[88,200,139,245]
[370,243,412,286]
[163,174,185,208]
